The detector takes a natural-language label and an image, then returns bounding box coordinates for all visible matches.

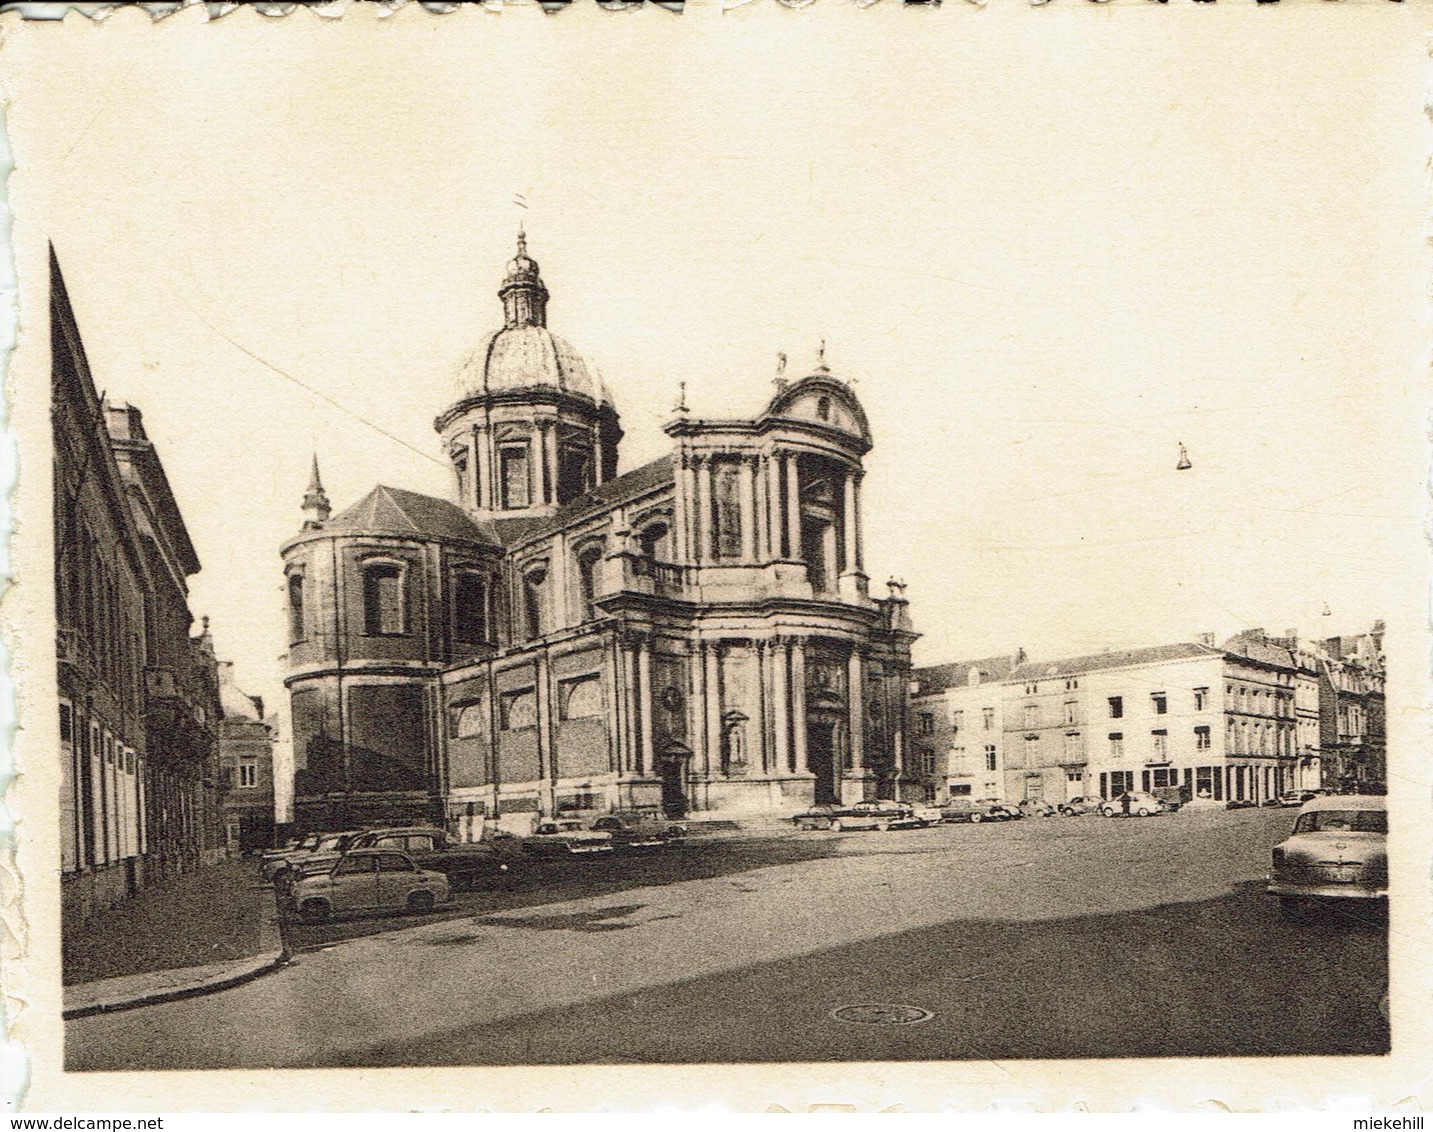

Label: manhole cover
[830,1004,934,1026]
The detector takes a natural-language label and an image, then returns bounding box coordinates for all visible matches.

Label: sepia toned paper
[1,0,1430,1112]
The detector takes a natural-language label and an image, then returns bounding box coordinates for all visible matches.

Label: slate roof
[1008,642,1222,683]
[323,485,502,546]
[913,654,1024,695]
[492,454,675,549]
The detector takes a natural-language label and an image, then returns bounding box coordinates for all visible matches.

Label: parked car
[790,799,924,831]
[908,802,945,827]
[939,798,1019,824]
[522,819,615,856]
[1099,792,1164,817]
[1225,798,1258,810]
[588,813,687,852]
[1018,799,1057,818]
[1272,790,1321,808]
[290,848,452,923]
[1057,796,1098,817]
[1267,794,1387,917]
[292,825,514,891]
[264,830,362,883]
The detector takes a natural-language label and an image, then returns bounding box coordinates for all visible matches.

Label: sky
[6,1,1427,723]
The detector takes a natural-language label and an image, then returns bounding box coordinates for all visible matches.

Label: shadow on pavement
[286,836,845,952]
[339,880,1389,1068]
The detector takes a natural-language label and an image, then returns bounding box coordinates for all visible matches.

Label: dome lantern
[499,228,549,329]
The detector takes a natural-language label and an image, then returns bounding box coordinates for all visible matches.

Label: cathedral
[281,236,917,835]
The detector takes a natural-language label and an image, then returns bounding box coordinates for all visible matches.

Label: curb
[62,950,290,1020]
[63,874,292,1021]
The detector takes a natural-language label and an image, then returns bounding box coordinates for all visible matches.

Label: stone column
[791,637,808,772]
[696,455,714,565]
[754,640,769,774]
[694,640,710,776]
[772,637,790,774]
[738,455,757,562]
[672,452,691,564]
[466,428,481,511]
[532,426,548,507]
[842,471,858,573]
[852,472,864,572]
[784,454,801,562]
[594,420,607,486]
[637,636,654,776]
[705,641,723,776]
[765,455,782,559]
[847,648,865,770]
[623,640,640,774]
[545,423,560,504]
[755,455,771,561]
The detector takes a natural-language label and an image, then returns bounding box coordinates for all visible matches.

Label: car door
[328,853,379,911]
[374,852,421,907]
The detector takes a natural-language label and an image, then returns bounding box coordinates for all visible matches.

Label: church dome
[453,324,612,406]
[450,232,614,408]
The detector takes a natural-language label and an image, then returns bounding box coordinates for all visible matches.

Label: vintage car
[522,819,615,857]
[1099,792,1165,817]
[290,825,513,891]
[290,848,452,923]
[791,799,925,832]
[939,798,1019,824]
[263,830,363,883]
[588,813,687,852]
[1057,796,1098,817]
[1018,799,1058,818]
[1267,794,1387,917]
[907,802,945,826]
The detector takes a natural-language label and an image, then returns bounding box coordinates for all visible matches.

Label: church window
[454,571,489,643]
[712,460,742,560]
[560,675,603,720]
[453,703,485,739]
[522,567,545,639]
[577,543,604,621]
[557,442,593,505]
[287,573,305,643]
[817,396,831,421]
[362,562,406,636]
[451,447,470,504]
[500,445,531,510]
[500,688,537,731]
[638,520,670,561]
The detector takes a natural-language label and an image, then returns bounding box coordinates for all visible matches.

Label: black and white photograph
[3,0,1428,1113]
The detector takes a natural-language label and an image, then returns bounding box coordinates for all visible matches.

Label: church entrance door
[659,755,689,819]
[808,719,838,805]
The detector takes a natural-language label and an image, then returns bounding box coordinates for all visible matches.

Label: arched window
[362,562,406,636]
[817,396,832,421]
[287,573,305,644]
[454,571,489,643]
[522,566,546,640]
[451,446,470,504]
[577,543,604,621]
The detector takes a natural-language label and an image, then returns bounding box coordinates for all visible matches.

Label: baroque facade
[283,237,917,834]
[53,249,224,926]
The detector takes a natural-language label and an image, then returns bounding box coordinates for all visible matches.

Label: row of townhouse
[53,249,232,928]
[909,625,1385,808]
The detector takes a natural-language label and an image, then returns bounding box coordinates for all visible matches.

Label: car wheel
[407,890,436,915]
[877,821,890,832]
[829,818,843,832]
[1137,807,1151,817]
[298,898,331,924]
[970,813,983,823]
[1103,808,1116,818]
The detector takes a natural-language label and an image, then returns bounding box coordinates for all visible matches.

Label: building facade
[910,653,1024,803]
[913,625,1386,809]
[53,249,223,927]
[217,662,277,853]
[283,237,917,834]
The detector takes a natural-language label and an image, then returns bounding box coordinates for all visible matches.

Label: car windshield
[1294,810,1386,835]
[316,836,346,850]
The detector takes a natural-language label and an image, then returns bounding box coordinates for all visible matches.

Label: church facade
[282,237,917,835]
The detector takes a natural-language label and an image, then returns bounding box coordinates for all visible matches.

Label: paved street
[66,806,1387,1070]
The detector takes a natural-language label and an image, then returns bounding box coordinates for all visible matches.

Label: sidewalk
[63,857,288,1019]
